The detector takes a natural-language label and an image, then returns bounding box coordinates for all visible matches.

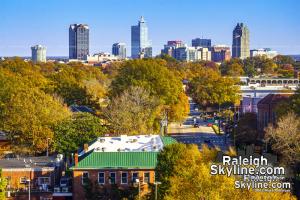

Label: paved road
[168,98,231,151]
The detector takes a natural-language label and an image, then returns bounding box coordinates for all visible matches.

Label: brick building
[71,135,176,200]
[0,155,65,200]
[257,94,291,138]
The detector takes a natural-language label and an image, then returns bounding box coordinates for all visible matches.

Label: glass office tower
[69,24,89,60]
[131,16,152,58]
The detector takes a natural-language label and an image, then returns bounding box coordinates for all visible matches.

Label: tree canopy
[265,112,300,168]
[156,143,296,200]
[110,59,189,122]
[53,112,106,154]
[103,86,161,135]
[188,68,240,107]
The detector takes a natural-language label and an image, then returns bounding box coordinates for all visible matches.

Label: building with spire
[131,16,152,59]
[232,23,250,59]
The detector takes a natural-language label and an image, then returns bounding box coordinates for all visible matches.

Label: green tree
[221,59,244,76]
[188,68,240,107]
[83,178,102,200]
[53,112,106,154]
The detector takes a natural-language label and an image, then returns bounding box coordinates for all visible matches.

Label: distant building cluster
[29,19,283,65]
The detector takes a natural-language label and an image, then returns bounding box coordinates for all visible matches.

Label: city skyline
[0,0,300,56]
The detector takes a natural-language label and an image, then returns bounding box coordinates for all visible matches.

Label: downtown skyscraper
[112,43,126,59]
[232,23,250,59]
[69,24,89,60]
[131,16,152,58]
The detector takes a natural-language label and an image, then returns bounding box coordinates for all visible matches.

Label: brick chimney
[83,143,89,153]
[74,153,78,167]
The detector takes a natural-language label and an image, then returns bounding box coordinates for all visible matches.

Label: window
[132,172,139,183]
[144,172,150,183]
[109,172,116,184]
[98,172,105,184]
[20,177,27,184]
[81,172,89,185]
[38,177,51,185]
[121,172,128,184]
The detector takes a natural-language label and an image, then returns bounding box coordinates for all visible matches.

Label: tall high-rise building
[232,23,250,59]
[31,45,46,63]
[112,43,126,59]
[131,16,152,58]
[191,38,211,48]
[69,24,89,60]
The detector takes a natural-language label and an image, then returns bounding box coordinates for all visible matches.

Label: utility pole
[136,179,141,200]
[26,178,31,200]
[46,138,50,157]
[154,182,161,200]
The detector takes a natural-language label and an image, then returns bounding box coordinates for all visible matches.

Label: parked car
[207,123,213,127]
[204,139,211,144]
[194,123,200,128]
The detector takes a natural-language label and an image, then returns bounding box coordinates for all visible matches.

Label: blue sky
[0,0,299,56]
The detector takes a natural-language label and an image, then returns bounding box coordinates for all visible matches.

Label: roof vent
[99,138,105,143]
[131,139,137,143]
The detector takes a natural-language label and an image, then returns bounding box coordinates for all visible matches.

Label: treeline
[0,58,108,154]
[1,55,295,155]
[0,58,191,154]
[220,55,298,77]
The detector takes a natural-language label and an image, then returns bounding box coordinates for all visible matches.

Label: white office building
[31,45,46,63]
[250,48,278,59]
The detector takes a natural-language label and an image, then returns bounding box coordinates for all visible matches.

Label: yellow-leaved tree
[156,143,296,200]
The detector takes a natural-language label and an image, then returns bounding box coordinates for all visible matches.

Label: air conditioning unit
[54,187,60,193]
[62,187,69,192]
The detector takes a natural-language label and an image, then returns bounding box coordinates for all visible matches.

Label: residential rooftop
[0,155,63,169]
[79,135,171,156]
[73,135,176,170]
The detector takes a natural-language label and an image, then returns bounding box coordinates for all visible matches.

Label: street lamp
[26,178,30,200]
[154,181,162,200]
[46,138,50,157]
[135,179,140,200]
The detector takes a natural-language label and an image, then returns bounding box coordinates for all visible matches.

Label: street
[168,97,231,151]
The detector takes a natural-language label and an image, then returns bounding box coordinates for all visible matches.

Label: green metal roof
[72,152,158,169]
[71,136,176,170]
